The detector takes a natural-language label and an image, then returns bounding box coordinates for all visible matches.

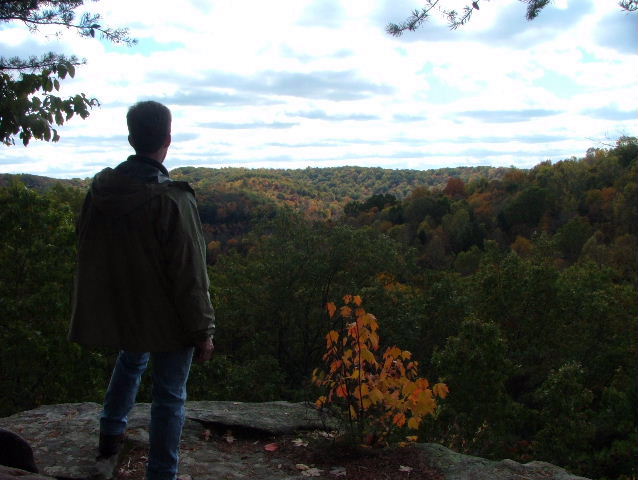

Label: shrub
[312,295,448,445]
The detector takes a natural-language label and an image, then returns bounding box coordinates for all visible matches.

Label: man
[68,100,215,480]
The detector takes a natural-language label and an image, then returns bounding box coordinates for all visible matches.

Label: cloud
[457,109,561,123]
[298,0,346,28]
[172,133,200,142]
[458,134,571,144]
[0,156,34,166]
[160,89,279,107]
[290,109,379,121]
[393,114,426,122]
[595,10,637,54]
[104,38,184,56]
[265,141,341,148]
[582,106,637,121]
[198,121,298,130]
[474,0,594,46]
[162,70,394,101]
[0,33,78,61]
[58,135,128,147]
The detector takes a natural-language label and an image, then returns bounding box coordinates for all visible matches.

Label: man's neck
[135,150,166,163]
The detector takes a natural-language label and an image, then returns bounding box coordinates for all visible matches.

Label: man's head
[126,101,172,160]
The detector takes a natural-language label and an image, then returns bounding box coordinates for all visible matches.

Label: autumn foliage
[312,295,448,445]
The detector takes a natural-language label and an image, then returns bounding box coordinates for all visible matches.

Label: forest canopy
[0,137,636,480]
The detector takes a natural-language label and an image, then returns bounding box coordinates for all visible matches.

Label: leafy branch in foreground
[0,57,99,146]
[0,1,135,146]
[312,295,448,445]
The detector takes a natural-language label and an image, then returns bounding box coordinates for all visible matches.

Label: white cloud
[0,0,636,178]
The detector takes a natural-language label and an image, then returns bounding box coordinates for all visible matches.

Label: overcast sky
[0,0,636,179]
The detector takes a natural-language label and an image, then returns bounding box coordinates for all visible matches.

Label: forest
[0,137,636,480]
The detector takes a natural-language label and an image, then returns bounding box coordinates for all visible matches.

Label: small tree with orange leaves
[312,295,448,445]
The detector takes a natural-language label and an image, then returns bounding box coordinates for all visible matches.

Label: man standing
[69,101,215,480]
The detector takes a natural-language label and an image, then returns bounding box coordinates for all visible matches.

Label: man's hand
[194,337,214,363]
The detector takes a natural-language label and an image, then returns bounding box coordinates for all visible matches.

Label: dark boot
[97,432,125,459]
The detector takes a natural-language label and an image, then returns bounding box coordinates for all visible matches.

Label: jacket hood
[90,167,168,218]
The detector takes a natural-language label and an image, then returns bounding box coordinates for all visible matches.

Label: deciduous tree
[0,1,134,146]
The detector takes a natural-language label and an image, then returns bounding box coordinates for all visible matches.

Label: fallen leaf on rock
[264,443,279,451]
[302,468,323,477]
[399,465,413,472]
[201,429,212,441]
[292,438,309,447]
[224,431,235,444]
[329,466,347,476]
[296,464,310,470]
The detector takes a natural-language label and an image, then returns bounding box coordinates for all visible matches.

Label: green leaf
[53,79,60,91]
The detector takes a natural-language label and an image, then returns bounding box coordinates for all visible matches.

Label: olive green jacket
[68,157,215,352]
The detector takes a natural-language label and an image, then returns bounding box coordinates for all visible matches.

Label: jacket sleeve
[159,183,215,344]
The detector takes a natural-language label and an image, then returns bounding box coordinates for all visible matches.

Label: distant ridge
[0,173,89,191]
[1,165,512,205]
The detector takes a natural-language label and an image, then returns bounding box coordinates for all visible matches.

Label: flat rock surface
[0,402,591,480]
[416,444,591,480]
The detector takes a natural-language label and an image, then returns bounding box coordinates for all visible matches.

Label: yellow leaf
[401,381,417,397]
[354,295,363,306]
[366,314,379,331]
[360,348,378,366]
[407,417,421,430]
[326,302,337,318]
[413,391,436,416]
[369,332,380,351]
[343,294,353,304]
[385,346,402,359]
[369,388,384,404]
[433,382,449,399]
[326,330,339,347]
[405,435,418,442]
[350,404,358,419]
[340,306,353,317]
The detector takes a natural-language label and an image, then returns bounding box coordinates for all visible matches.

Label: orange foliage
[443,177,466,198]
[313,295,448,445]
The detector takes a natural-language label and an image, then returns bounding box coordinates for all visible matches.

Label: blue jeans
[100,348,194,480]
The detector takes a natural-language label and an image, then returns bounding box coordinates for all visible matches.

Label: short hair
[126,101,171,154]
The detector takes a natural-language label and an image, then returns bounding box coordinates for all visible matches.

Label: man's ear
[128,135,135,149]
[163,134,172,149]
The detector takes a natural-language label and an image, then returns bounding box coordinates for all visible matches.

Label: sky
[0,0,636,179]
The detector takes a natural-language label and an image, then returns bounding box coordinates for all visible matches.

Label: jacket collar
[115,155,171,183]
